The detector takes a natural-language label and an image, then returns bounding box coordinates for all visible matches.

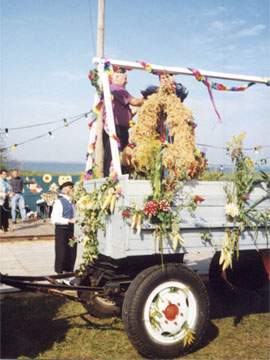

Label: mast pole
[95,0,105,177]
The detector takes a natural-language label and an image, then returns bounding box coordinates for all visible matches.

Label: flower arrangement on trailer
[121,145,204,256]
[72,174,121,273]
[220,133,270,270]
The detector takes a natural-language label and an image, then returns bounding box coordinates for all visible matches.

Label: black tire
[78,277,121,318]
[122,263,209,359]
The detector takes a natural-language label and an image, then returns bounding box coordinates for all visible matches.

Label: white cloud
[237,24,266,37]
[203,6,228,17]
[52,71,86,81]
[208,18,248,34]
[230,19,246,27]
[3,18,27,25]
[209,20,224,31]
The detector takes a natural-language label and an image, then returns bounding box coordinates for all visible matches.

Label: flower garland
[73,177,121,273]
[88,68,102,96]
[219,133,270,270]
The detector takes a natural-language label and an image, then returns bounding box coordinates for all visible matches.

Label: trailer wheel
[82,293,121,318]
[122,263,209,359]
[78,278,121,318]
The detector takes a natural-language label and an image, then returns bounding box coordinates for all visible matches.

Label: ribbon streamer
[189,68,257,122]
[138,61,164,76]
[139,61,154,73]
[190,68,255,91]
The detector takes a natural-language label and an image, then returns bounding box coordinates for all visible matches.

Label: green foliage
[201,231,213,246]
[199,171,229,181]
[220,134,270,270]
[74,178,120,273]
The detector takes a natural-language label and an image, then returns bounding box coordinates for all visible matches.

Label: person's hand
[69,218,76,224]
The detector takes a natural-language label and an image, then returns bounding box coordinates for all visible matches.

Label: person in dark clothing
[141,75,188,102]
[0,169,11,233]
[51,181,77,275]
[9,169,27,223]
[103,70,144,176]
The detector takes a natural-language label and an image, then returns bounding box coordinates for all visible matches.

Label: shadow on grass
[195,283,269,352]
[208,283,269,321]
[78,314,124,332]
[0,292,68,359]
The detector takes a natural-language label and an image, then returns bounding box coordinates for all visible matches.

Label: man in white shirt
[51,181,77,275]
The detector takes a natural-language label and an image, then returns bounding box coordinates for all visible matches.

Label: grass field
[1,283,269,360]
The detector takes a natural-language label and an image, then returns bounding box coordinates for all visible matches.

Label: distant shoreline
[5,160,270,177]
[7,160,85,175]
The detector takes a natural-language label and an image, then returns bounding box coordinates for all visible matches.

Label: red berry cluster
[122,210,131,218]
[158,199,170,212]
[143,200,159,217]
[144,199,171,217]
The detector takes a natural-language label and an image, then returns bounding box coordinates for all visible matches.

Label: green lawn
[1,286,269,360]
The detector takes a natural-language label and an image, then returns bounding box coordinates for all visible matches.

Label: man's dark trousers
[54,224,77,273]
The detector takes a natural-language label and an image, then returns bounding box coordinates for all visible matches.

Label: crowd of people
[0,168,31,233]
[0,168,59,232]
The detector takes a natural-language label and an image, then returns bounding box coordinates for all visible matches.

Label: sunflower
[58,175,72,186]
[42,173,52,183]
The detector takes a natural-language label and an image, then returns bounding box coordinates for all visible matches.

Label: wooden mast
[94,0,105,177]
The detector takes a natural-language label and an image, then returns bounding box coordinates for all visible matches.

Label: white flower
[225,202,240,218]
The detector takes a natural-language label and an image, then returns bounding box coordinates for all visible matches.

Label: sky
[1,0,269,167]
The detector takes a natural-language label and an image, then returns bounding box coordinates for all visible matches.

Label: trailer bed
[81,178,269,259]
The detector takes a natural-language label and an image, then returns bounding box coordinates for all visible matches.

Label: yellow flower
[244,157,254,169]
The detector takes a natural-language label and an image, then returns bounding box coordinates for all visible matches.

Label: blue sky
[1,0,269,166]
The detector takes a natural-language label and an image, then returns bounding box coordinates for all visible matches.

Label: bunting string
[189,68,256,91]
[0,112,88,135]
[188,68,257,122]
[0,112,90,152]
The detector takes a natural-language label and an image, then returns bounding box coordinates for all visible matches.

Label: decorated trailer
[75,58,270,358]
[1,58,269,359]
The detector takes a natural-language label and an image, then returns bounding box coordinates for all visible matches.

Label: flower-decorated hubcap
[143,281,197,344]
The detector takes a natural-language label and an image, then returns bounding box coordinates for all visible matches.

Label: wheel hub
[163,303,179,321]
